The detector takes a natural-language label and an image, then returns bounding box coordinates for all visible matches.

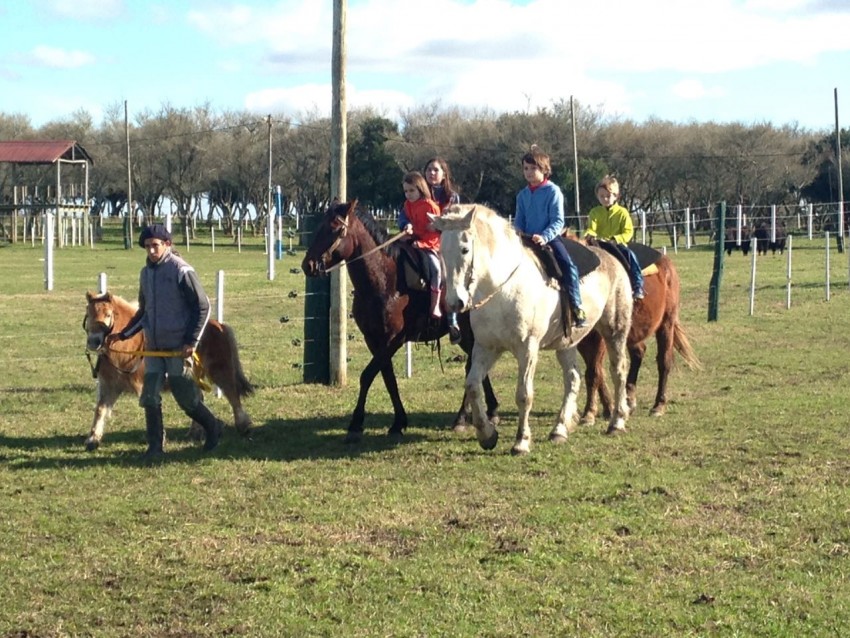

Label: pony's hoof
[649,406,666,417]
[85,439,100,452]
[387,429,404,443]
[344,431,363,444]
[479,431,499,450]
[452,422,470,434]
[605,425,627,435]
[549,432,569,445]
[510,444,530,456]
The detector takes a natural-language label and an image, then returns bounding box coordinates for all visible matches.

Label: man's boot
[142,405,165,460]
[188,402,223,451]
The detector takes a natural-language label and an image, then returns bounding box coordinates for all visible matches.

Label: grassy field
[1,227,849,637]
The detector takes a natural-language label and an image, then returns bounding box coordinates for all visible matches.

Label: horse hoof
[549,433,568,445]
[649,406,666,417]
[579,415,596,427]
[479,431,499,450]
[605,425,627,435]
[344,431,363,444]
[510,444,530,456]
[85,439,100,452]
[388,429,404,442]
[452,423,470,434]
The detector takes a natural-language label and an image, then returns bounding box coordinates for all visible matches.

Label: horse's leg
[466,346,502,450]
[511,339,540,456]
[549,348,581,445]
[347,354,386,443]
[86,378,121,451]
[380,360,407,438]
[577,331,605,426]
[650,322,675,417]
[626,341,647,414]
[604,328,631,435]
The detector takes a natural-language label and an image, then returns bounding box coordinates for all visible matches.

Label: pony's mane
[89,292,138,313]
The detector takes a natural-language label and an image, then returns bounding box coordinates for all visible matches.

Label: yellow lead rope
[109,348,212,391]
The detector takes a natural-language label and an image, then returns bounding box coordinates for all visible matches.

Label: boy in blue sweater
[513,146,586,326]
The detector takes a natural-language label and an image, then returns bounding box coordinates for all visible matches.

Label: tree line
[0,99,847,242]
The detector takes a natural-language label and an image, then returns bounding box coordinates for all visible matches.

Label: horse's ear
[86,290,94,302]
[463,205,477,226]
[346,199,358,220]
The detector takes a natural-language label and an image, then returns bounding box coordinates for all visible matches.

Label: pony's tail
[673,322,702,370]
[223,324,255,397]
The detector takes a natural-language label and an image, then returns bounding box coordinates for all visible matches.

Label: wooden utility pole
[835,88,845,253]
[124,100,133,248]
[570,96,581,231]
[330,0,348,386]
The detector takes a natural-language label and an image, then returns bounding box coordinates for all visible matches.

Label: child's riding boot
[143,405,165,459]
[429,288,442,319]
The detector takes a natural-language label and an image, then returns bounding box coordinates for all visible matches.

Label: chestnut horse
[83,291,254,450]
[577,253,700,423]
[301,200,499,443]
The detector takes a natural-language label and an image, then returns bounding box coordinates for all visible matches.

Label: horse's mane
[89,292,139,314]
[337,202,400,259]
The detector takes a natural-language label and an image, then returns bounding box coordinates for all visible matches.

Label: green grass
[1,227,850,637]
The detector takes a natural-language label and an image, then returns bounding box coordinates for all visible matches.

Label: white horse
[432,204,633,454]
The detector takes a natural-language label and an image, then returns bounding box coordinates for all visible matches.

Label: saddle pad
[596,239,663,271]
[630,242,664,269]
[558,236,601,278]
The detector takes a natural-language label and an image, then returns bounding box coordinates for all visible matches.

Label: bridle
[454,227,522,312]
[318,214,349,268]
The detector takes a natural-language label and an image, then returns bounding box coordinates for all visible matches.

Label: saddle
[397,241,434,293]
[592,239,663,275]
[521,235,600,339]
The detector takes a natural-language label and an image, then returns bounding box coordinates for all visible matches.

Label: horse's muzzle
[301,257,326,277]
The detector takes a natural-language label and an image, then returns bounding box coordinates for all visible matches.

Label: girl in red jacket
[401,171,443,319]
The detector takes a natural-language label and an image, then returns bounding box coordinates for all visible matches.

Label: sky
[1,0,849,133]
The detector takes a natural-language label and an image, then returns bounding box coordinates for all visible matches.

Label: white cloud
[30,46,96,69]
[671,79,727,101]
[41,0,126,20]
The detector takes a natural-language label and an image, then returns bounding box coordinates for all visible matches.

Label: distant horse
[433,204,633,455]
[576,253,701,424]
[83,291,253,451]
[301,200,499,443]
[724,226,751,256]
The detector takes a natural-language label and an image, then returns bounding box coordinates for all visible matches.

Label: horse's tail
[222,323,255,397]
[673,322,702,370]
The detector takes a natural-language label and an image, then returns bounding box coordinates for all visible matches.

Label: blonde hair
[403,171,432,201]
[521,144,551,178]
[596,175,620,197]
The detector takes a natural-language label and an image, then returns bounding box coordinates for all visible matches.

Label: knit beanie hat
[138,223,172,247]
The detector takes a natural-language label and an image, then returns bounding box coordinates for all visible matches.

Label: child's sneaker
[634,289,646,300]
[572,307,588,328]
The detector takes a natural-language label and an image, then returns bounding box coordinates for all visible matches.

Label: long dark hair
[422,157,459,209]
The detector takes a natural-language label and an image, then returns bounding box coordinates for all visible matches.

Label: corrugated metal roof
[0,140,94,165]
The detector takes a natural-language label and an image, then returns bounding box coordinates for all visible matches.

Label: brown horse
[577,253,700,423]
[301,200,499,443]
[83,291,254,451]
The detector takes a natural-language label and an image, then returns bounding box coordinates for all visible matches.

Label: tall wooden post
[124,101,133,249]
[708,201,726,321]
[570,95,581,231]
[835,88,844,253]
[330,0,348,386]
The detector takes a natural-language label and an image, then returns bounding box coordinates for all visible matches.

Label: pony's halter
[319,214,349,266]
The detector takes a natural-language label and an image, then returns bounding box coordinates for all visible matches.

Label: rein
[466,260,522,311]
[85,346,211,391]
[323,230,407,274]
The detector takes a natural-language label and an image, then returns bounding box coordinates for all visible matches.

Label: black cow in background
[724,226,752,256]
[754,221,787,255]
